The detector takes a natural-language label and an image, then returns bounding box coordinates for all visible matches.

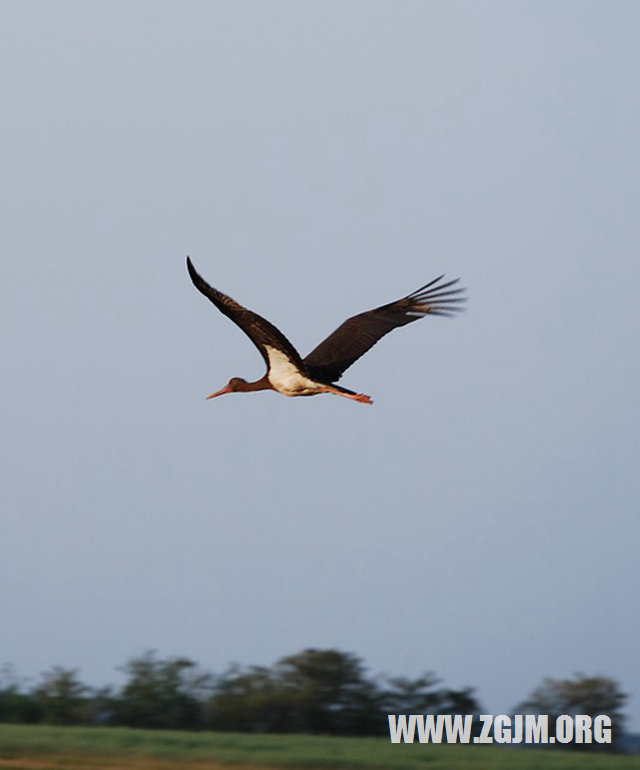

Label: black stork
[187,257,465,405]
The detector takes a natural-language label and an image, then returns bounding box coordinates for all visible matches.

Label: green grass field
[0,724,639,770]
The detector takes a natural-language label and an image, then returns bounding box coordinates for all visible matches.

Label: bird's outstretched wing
[303,276,465,383]
[186,257,305,369]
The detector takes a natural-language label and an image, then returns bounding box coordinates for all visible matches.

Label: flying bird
[187,257,465,405]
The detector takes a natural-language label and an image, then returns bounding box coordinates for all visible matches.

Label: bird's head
[205,377,249,400]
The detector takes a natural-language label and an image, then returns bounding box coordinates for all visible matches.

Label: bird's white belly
[264,345,325,397]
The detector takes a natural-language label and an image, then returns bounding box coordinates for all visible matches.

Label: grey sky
[2,1,639,729]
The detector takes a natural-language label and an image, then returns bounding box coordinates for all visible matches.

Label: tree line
[0,648,627,749]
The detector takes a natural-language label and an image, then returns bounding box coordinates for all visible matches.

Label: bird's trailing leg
[322,385,373,405]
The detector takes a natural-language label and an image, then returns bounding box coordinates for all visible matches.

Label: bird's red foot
[355,393,373,404]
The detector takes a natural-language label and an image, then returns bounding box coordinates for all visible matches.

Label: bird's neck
[242,375,272,393]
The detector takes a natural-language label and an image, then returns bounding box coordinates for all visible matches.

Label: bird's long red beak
[205,385,231,400]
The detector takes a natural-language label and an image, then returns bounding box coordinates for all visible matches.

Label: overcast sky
[2,1,639,731]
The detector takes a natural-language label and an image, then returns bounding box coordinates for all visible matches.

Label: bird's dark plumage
[303,275,465,383]
[186,257,305,370]
[186,257,465,404]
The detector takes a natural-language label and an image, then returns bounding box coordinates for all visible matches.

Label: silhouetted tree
[0,664,43,724]
[515,673,627,750]
[380,673,481,733]
[34,667,89,725]
[274,648,381,735]
[207,664,285,732]
[380,672,442,714]
[208,649,382,734]
[440,686,482,716]
[113,652,211,729]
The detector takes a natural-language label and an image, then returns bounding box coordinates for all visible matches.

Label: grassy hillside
[0,724,639,770]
